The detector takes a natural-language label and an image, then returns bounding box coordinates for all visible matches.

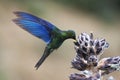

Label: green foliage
[1,0,120,22]
[54,0,120,22]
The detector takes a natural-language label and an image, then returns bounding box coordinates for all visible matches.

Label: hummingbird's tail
[35,46,52,70]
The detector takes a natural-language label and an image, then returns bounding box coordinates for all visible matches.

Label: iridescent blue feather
[14,11,55,30]
[13,11,57,43]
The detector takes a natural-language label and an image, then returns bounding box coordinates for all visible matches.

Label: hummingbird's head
[67,30,76,40]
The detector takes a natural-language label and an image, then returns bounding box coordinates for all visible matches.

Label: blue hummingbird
[13,11,76,70]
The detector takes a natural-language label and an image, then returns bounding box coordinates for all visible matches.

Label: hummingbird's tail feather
[35,47,51,70]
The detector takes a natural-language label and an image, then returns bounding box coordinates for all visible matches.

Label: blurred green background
[0,0,120,80]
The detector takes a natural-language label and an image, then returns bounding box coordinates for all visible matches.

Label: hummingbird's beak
[73,40,79,46]
[73,39,77,43]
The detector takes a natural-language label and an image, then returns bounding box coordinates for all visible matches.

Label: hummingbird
[13,11,76,70]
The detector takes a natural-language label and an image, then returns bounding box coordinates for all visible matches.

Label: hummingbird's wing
[35,46,53,70]
[13,11,59,43]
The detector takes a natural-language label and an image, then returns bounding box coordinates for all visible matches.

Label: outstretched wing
[13,19,51,43]
[13,11,58,43]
